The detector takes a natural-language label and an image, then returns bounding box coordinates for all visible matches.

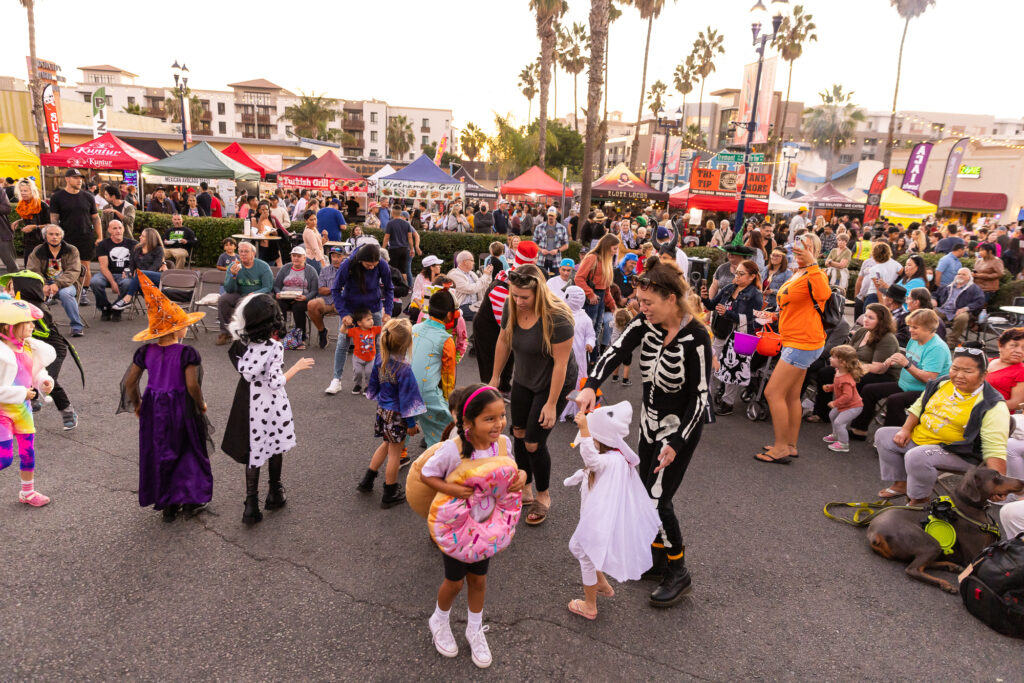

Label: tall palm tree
[553,20,566,121]
[598,1,623,171]
[386,115,415,159]
[518,61,540,123]
[19,1,47,154]
[683,123,707,149]
[531,0,566,167]
[279,93,336,138]
[459,122,490,161]
[770,4,817,153]
[692,27,725,145]
[672,53,697,132]
[646,80,667,118]
[803,84,866,182]
[165,90,205,130]
[580,0,611,216]
[627,0,676,170]
[560,22,589,132]
[884,0,936,169]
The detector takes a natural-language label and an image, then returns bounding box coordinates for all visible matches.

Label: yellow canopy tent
[859,185,937,218]
[0,134,41,186]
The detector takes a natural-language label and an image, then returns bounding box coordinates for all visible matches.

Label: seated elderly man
[933,267,986,347]
[216,241,274,345]
[307,246,344,349]
[27,224,84,336]
[163,214,198,269]
[874,347,1010,505]
[273,246,319,349]
[447,250,492,322]
[91,219,138,321]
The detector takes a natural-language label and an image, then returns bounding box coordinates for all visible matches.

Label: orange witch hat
[132,272,205,342]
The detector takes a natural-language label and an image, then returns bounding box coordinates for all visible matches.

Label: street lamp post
[172,61,189,151]
[735,0,788,232]
[656,106,683,192]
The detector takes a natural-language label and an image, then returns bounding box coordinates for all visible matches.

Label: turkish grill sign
[277,175,369,193]
[691,167,770,199]
[377,178,465,201]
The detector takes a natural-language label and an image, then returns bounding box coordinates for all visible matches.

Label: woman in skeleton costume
[576,259,713,608]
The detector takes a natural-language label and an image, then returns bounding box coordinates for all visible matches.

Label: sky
[4,0,1024,139]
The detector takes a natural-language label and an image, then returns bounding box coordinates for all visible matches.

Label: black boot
[381,482,405,509]
[265,454,286,510]
[162,504,180,523]
[356,468,378,493]
[649,552,692,608]
[242,466,263,525]
[641,545,668,581]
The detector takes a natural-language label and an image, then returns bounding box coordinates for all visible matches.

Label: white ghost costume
[560,285,595,422]
[564,401,661,584]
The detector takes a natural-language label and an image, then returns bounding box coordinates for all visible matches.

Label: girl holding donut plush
[420,384,526,669]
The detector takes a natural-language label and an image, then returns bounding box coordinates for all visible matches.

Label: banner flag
[42,84,61,152]
[665,137,683,176]
[91,87,107,138]
[900,142,933,197]
[434,136,447,166]
[733,57,777,145]
[938,138,970,209]
[864,169,889,224]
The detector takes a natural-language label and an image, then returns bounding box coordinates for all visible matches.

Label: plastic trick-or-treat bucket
[733,331,760,356]
[756,329,783,357]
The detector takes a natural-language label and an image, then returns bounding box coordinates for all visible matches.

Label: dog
[866,466,1024,593]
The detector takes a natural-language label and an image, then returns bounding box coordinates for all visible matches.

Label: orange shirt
[775,264,831,351]
[347,326,382,362]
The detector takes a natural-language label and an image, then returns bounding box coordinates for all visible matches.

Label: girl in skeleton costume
[701,259,763,417]
[576,259,713,608]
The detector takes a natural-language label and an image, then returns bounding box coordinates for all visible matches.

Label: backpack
[806,276,845,333]
[282,327,304,350]
[959,533,1024,638]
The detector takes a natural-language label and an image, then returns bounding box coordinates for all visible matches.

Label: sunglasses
[628,274,676,295]
[507,270,539,287]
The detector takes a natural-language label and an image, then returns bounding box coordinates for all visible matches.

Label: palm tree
[386,115,415,159]
[683,123,707,149]
[598,1,623,171]
[19,1,47,154]
[627,0,676,170]
[531,0,566,166]
[770,5,817,153]
[560,22,589,132]
[279,93,336,138]
[692,27,725,146]
[518,61,540,124]
[580,0,611,216]
[459,122,490,161]
[646,80,667,118]
[884,0,936,169]
[164,89,205,132]
[672,54,697,138]
[553,20,566,121]
[122,102,144,115]
[803,84,866,182]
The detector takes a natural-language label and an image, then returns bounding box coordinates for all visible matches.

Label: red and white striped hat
[512,241,538,269]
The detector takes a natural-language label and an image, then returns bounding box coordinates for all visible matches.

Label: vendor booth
[379,154,464,202]
[860,186,937,220]
[0,134,40,185]
[142,142,260,213]
[41,132,156,171]
[500,165,572,198]
[451,165,499,202]
[221,142,274,180]
[277,150,367,192]
[591,163,668,204]
[797,182,863,212]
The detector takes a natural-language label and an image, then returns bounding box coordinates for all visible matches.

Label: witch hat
[132,272,205,342]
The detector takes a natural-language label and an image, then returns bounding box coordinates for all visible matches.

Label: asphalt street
[1,306,1021,681]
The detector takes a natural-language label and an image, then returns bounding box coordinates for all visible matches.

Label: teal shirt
[900,333,952,392]
[223,259,274,295]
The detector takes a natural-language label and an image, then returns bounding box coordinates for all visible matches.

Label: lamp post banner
[647,135,666,181]
[864,169,889,224]
[665,137,683,176]
[733,56,777,146]
[938,138,970,209]
[900,142,933,197]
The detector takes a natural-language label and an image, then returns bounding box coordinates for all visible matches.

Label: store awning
[921,190,1007,212]
[41,132,157,171]
[796,162,860,184]
[451,164,499,201]
[796,182,863,211]
[140,141,260,180]
[379,155,464,201]
[277,150,366,192]
[859,186,937,217]
[500,165,572,197]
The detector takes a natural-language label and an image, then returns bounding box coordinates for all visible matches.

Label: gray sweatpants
[874,426,974,500]
[829,406,862,443]
[352,357,373,387]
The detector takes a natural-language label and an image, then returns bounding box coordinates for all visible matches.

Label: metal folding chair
[159,270,202,339]
[196,269,227,333]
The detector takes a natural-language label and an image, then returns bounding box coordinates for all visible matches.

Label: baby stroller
[742,326,783,422]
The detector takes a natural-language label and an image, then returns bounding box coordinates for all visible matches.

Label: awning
[500,165,572,197]
[220,142,272,180]
[277,150,367,192]
[379,155,464,201]
[140,141,260,180]
[41,132,157,171]
[921,190,1007,212]
[796,161,860,184]
[591,163,668,202]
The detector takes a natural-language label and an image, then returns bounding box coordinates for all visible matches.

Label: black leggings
[46,338,71,412]
[510,381,569,492]
[277,299,308,338]
[639,425,702,555]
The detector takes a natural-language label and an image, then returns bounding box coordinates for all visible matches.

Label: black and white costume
[585,313,712,575]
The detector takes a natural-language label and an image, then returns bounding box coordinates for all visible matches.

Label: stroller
[742,325,782,422]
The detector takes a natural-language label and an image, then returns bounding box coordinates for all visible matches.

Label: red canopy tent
[500,166,573,197]
[687,193,768,214]
[40,132,156,170]
[277,150,367,192]
[220,142,271,180]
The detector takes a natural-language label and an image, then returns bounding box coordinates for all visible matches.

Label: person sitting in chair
[163,214,198,269]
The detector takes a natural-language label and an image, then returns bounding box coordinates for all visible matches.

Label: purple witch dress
[123,344,213,510]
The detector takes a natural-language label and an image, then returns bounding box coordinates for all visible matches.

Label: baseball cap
[656,226,670,240]
[798,206,807,212]
[421,255,443,267]
[559,257,575,269]
[329,246,344,254]
[64,168,83,178]
[290,246,306,256]
[547,207,557,215]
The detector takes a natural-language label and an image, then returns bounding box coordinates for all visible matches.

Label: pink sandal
[19,490,50,507]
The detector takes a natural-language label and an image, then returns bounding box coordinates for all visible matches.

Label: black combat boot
[242,466,263,525]
[265,454,286,510]
[381,483,406,509]
[356,468,378,493]
[641,545,668,580]
[649,549,692,607]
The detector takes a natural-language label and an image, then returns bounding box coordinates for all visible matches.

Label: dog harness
[921,496,959,555]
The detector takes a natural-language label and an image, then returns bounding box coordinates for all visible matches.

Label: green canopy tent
[140,141,261,180]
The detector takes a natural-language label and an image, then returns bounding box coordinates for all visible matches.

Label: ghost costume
[565,402,661,584]
[560,286,596,422]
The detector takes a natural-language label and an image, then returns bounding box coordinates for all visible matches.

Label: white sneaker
[324,378,343,395]
[465,625,491,669]
[428,614,458,658]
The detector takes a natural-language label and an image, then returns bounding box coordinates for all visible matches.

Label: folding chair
[159,269,202,339]
[196,269,226,333]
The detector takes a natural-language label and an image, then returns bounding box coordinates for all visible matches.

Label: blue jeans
[118,270,162,302]
[333,309,382,380]
[89,272,130,311]
[308,260,322,274]
[601,311,615,346]
[55,285,84,333]
[583,290,606,363]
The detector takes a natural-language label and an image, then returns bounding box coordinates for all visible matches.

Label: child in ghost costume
[559,285,596,422]
[564,401,661,619]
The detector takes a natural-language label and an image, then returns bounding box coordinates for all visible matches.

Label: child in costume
[120,273,212,522]
[0,297,56,507]
[418,277,468,362]
[421,384,526,669]
[609,308,636,386]
[357,318,426,507]
[411,289,458,447]
[222,293,314,525]
[560,285,596,422]
[564,401,661,620]
[346,308,381,395]
[821,344,864,453]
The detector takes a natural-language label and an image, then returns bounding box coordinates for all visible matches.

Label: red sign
[41,84,61,152]
[863,169,889,224]
[692,167,769,199]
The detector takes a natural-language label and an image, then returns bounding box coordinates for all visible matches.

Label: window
[217,102,225,115]
[409,153,415,160]
[444,119,449,129]
[370,112,378,123]
[422,136,428,145]
[218,122,227,134]
[839,154,853,165]
[106,95,112,105]
[370,149,379,158]
[422,118,429,128]
[127,96,136,105]
[370,131,378,142]
[81,92,90,103]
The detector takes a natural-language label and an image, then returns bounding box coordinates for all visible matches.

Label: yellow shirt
[910,382,980,446]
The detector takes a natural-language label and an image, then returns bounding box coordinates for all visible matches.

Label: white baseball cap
[421,255,443,267]
[290,246,306,256]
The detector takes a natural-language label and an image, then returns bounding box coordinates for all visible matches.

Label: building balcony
[421,126,430,133]
[241,131,272,140]
[343,118,364,131]
[239,113,255,124]
[256,114,271,125]
[199,111,212,122]
[144,107,167,118]
[196,127,213,136]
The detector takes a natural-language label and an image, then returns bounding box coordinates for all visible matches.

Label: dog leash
[823,499,1002,536]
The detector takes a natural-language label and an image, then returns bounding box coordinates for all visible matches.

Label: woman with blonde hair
[11,178,49,268]
[489,263,576,527]
[575,233,619,359]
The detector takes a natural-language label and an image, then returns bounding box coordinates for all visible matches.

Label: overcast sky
[4,0,1022,137]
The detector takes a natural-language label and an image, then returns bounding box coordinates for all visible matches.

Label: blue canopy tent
[378,154,465,202]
